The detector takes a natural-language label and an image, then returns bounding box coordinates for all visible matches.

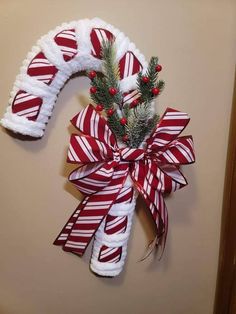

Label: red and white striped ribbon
[54,104,195,270]
[10,25,145,125]
[54,28,77,61]
[11,29,78,120]
[12,90,43,121]
[90,28,115,59]
[96,185,133,266]
[27,51,58,85]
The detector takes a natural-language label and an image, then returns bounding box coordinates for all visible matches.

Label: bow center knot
[120,147,145,162]
[113,150,121,163]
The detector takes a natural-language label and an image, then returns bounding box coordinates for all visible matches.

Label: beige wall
[0,1,235,313]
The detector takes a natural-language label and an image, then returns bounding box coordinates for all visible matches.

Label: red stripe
[105,215,127,234]
[90,28,115,59]
[98,245,122,263]
[54,29,78,62]
[27,52,58,85]
[12,90,42,121]
[119,51,143,79]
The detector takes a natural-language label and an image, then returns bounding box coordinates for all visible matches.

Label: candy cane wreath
[1,18,195,277]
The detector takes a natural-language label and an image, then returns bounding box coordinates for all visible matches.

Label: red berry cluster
[138,63,162,100]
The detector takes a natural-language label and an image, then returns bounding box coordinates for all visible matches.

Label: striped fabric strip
[115,186,133,203]
[119,51,142,109]
[104,214,128,235]
[54,29,78,62]
[12,90,43,121]
[130,159,165,234]
[157,136,195,165]
[119,51,143,79]
[121,147,145,161]
[90,28,115,59]
[54,104,195,263]
[97,182,133,264]
[68,134,113,164]
[147,108,190,151]
[148,162,186,193]
[27,52,58,85]
[68,162,114,195]
[130,161,167,238]
[98,245,122,263]
[58,163,129,255]
[145,189,168,241]
[122,90,140,106]
[70,104,116,147]
[54,200,85,247]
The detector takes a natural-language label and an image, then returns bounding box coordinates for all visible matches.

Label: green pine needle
[88,41,163,147]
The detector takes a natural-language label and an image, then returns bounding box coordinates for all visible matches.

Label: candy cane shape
[1,18,147,137]
[1,18,150,277]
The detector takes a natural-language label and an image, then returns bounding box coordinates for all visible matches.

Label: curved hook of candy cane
[1,18,148,138]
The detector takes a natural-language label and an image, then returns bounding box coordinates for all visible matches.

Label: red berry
[142,76,150,83]
[109,87,118,96]
[88,71,97,79]
[90,86,97,94]
[152,87,160,95]
[96,104,104,111]
[130,98,139,108]
[155,64,162,72]
[120,117,127,125]
[122,134,129,142]
[107,108,114,116]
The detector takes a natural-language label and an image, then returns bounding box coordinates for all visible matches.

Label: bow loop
[69,162,115,195]
[54,104,195,258]
[157,136,195,165]
[146,108,190,152]
[71,104,116,147]
[67,134,113,164]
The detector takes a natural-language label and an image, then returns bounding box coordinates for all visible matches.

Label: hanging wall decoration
[1,18,195,277]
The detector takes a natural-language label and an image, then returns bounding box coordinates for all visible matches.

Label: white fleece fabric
[1,18,149,277]
[1,18,147,137]
[90,178,138,277]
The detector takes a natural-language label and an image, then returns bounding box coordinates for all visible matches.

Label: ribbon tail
[59,194,115,256]
[147,192,168,260]
[54,164,129,256]
[138,236,158,262]
[138,216,168,262]
[137,186,168,261]
[53,198,86,250]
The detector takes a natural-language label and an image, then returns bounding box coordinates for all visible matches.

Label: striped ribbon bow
[54,104,195,255]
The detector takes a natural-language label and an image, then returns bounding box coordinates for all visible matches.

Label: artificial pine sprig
[101,40,123,106]
[125,102,159,148]
[90,76,114,109]
[88,41,164,147]
[137,57,165,103]
[88,40,126,140]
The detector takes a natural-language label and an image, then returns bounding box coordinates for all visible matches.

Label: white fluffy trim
[90,178,137,277]
[1,17,148,137]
